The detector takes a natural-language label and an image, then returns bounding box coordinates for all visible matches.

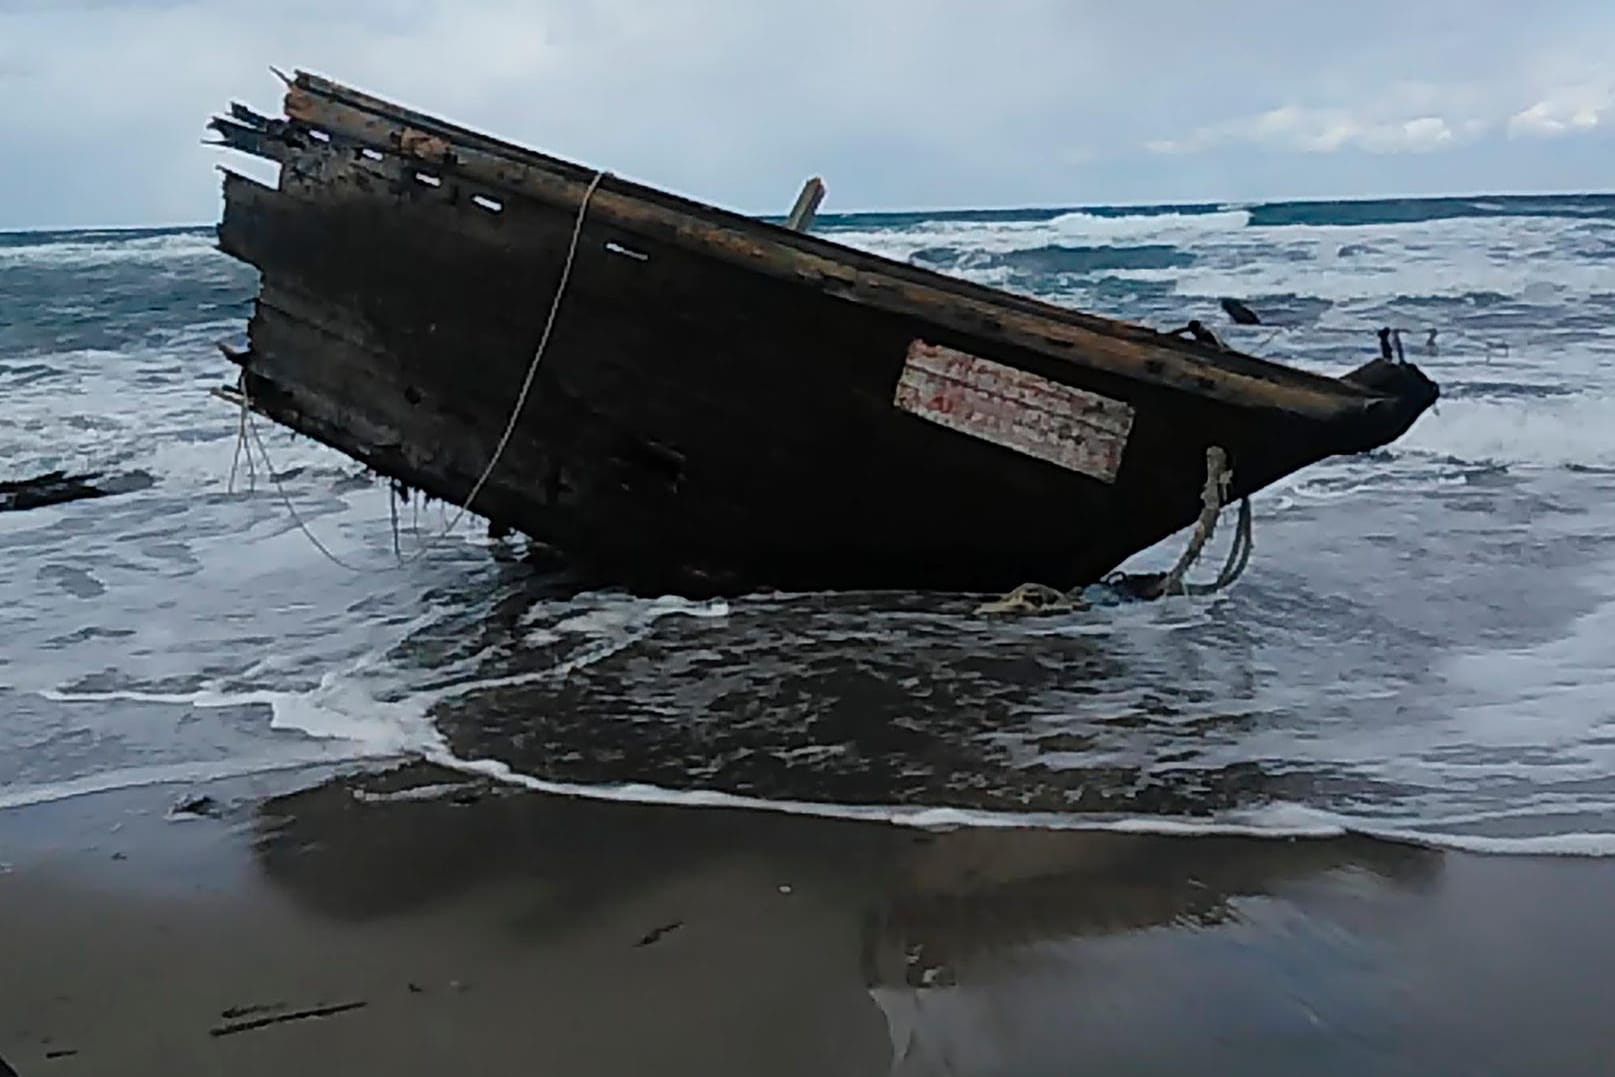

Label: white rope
[396,169,607,562]
[389,482,403,561]
[974,444,1253,615]
[246,408,367,572]
[1177,494,1252,597]
[227,371,256,494]
[1155,445,1231,597]
[225,169,607,572]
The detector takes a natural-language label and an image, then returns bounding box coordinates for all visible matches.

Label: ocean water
[3,195,1614,854]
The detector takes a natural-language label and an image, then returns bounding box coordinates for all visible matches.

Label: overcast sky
[2,0,1612,229]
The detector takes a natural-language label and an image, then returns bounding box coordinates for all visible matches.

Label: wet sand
[3,764,1614,1076]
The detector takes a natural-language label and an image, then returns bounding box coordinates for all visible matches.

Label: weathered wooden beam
[229,101,276,129]
[263,75,1379,422]
[784,177,825,231]
[207,116,287,160]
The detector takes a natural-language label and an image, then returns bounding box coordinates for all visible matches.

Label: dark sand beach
[4,764,1613,1076]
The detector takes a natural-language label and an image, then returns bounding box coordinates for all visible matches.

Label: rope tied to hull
[218,170,607,572]
[1105,445,1254,601]
[1152,445,1236,598]
[974,445,1254,616]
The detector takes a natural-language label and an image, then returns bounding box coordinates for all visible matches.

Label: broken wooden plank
[784,177,825,231]
[206,116,288,160]
[229,101,276,128]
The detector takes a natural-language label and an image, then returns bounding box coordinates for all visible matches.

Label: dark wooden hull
[210,73,1438,596]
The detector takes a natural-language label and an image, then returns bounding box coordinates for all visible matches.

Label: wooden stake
[784,177,825,231]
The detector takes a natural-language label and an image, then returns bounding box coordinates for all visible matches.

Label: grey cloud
[1,0,1612,229]
[1508,82,1615,138]
[1150,110,1477,156]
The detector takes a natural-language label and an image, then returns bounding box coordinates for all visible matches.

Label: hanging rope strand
[245,408,367,573]
[397,169,607,563]
[1153,446,1231,598]
[227,370,256,494]
[974,445,1254,615]
[1180,495,1253,597]
[222,169,607,573]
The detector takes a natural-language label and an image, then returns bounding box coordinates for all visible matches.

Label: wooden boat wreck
[208,72,1438,596]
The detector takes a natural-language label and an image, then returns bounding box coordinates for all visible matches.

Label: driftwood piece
[1220,298,1262,325]
[208,1000,367,1037]
[0,471,154,512]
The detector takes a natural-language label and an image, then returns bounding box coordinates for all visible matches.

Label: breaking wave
[818,193,1615,240]
[911,243,1196,275]
[1244,193,1615,228]
[1044,208,1251,239]
[324,741,1615,858]
[1399,395,1615,469]
[0,227,218,268]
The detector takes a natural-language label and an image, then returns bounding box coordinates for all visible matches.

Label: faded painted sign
[894,340,1134,482]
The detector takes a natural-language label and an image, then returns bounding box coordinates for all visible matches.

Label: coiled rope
[1149,446,1247,598]
[220,170,607,573]
[974,445,1252,615]
[1149,447,1252,598]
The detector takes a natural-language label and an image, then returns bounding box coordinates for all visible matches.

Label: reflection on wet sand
[11,765,1615,1075]
[253,764,1440,1074]
[865,825,1437,988]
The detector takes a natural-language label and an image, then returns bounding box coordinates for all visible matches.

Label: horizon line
[3,187,1613,236]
